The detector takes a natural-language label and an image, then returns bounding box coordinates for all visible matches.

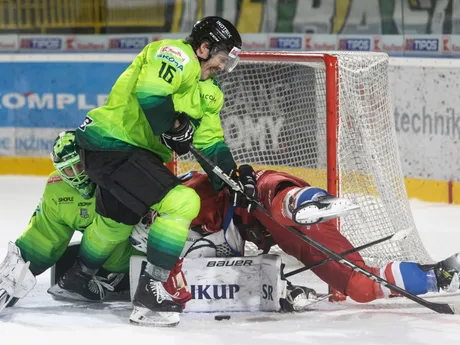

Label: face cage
[53,154,89,189]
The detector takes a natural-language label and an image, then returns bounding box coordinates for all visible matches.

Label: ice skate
[280,283,319,312]
[47,260,109,302]
[129,273,182,327]
[94,272,129,300]
[434,253,460,292]
[287,187,359,225]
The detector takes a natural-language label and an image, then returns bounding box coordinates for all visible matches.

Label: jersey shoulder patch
[155,45,191,72]
[47,175,63,184]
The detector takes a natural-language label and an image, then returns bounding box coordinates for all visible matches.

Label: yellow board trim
[404,177,451,204]
[1,156,458,204]
[0,156,54,176]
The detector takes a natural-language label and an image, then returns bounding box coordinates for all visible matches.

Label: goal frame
[238,52,340,199]
[235,52,345,300]
[168,51,341,199]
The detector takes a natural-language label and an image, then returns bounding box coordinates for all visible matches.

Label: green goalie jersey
[15,172,137,276]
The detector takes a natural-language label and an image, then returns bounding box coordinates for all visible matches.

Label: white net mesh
[176,52,432,267]
[334,52,432,266]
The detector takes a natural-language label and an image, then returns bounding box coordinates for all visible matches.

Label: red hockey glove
[163,258,192,309]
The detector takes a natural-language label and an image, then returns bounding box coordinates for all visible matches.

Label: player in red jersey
[177,168,460,303]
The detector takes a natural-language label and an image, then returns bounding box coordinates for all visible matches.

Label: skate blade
[449,303,460,314]
[295,201,359,225]
[129,305,180,327]
[47,284,100,302]
[292,294,332,312]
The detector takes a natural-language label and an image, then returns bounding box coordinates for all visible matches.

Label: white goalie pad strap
[181,220,244,258]
[130,215,244,258]
[181,236,219,258]
[0,242,36,299]
[130,254,286,312]
[180,229,214,258]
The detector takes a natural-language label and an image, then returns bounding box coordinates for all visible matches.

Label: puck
[214,315,231,321]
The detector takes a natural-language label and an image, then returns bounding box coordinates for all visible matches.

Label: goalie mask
[187,16,242,72]
[50,131,95,200]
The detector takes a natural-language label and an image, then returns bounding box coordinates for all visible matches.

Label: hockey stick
[189,144,459,315]
[286,228,412,278]
[284,234,393,278]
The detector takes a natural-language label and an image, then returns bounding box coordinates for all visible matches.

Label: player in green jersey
[0,131,191,315]
[60,17,256,327]
[0,131,139,312]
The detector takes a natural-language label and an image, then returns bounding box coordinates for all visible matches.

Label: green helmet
[50,131,95,199]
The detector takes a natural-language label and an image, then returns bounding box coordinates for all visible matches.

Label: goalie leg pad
[130,254,286,312]
[0,242,36,312]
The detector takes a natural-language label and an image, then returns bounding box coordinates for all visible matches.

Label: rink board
[0,55,459,204]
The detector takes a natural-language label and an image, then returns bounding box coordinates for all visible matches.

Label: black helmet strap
[195,40,219,64]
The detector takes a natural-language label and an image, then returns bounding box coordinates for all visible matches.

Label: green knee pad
[147,185,200,271]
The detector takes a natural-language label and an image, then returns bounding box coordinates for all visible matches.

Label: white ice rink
[1,175,460,345]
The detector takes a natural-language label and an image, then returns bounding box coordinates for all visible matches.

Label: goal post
[172,51,432,268]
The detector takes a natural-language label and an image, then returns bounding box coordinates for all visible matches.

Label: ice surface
[1,175,460,344]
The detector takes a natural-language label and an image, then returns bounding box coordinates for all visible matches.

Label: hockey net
[173,51,432,267]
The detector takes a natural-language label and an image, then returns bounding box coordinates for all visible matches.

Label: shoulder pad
[47,175,63,184]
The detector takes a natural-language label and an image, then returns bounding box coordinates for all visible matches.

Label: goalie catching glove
[160,112,194,156]
[230,164,258,213]
[0,242,36,313]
